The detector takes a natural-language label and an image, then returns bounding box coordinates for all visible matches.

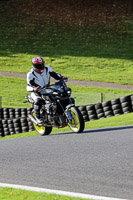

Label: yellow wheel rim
[33,113,45,134]
[68,109,79,132]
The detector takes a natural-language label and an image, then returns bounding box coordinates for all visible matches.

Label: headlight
[67,91,71,96]
[53,92,58,95]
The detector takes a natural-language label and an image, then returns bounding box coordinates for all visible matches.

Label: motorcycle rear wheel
[32,113,52,136]
[33,124,52,136]
[68,106,85,133]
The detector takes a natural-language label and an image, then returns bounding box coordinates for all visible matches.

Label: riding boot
[34,110,43,124]
[34,99,43,124]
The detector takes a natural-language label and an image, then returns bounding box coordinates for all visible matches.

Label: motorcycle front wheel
[68,106,85,133]
[32,113,52,136]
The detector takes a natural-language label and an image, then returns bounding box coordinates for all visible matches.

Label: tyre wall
[0,108,34,137]
[78,95,133,122]
[0,95,133,137]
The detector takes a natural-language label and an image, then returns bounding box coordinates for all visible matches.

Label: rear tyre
[33,122,52,136]
[68,106,85,133]
[32,112,52,136]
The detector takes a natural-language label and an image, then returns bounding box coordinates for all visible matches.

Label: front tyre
[68,106,85,133]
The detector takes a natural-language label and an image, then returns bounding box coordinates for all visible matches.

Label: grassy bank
[0,25,133,85]
[0,3,133,85]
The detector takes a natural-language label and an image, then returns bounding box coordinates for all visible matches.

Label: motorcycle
[25,79,85,136]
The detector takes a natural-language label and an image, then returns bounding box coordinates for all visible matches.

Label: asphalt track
[0,126,133,199]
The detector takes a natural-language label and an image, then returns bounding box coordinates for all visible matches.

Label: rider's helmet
[32,56,45,73]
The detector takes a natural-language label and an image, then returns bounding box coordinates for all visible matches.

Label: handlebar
[37,78,68,92]
[55,78,68,85]
[37,84,49,92]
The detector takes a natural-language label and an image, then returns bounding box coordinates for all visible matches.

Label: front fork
[57,100,74,122]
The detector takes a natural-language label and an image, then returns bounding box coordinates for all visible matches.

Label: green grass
[0,76,133,108]
[0,187,92,200]
[0,15,133,85]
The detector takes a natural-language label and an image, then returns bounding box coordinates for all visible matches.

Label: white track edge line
[0,183,129,200]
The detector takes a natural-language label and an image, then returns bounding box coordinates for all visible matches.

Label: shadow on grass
[1,24,133,61]
[0,2,133,61]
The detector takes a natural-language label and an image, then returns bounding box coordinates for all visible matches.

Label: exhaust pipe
[28,114,38,125]
[28,114,53,127]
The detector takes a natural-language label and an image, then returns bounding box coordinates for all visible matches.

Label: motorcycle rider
[27,56,67,124]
